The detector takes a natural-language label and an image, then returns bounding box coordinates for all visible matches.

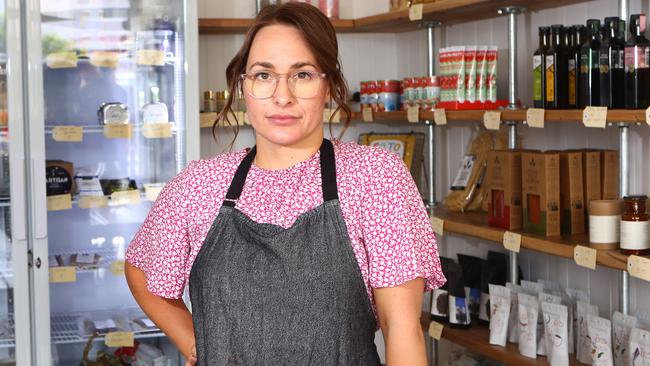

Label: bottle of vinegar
[624,14,650,109]
[579,19,601,107]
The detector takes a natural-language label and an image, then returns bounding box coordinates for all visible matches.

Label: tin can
[378,80,400,111]
[424,76,441,110]
[360,81,368,107]
[367,81,378,112]
[399,82,406,111]
[402,78,412,110]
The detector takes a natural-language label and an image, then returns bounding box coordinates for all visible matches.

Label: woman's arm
[125,262,196,362]
[374,278,427,366]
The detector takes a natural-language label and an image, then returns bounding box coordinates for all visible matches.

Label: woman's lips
[267,114,300,125]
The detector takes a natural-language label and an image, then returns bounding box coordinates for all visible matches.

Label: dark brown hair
[213,2,351,147]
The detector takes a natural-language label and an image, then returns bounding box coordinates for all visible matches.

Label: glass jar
[620,195,650,255]
[203,90,216,112]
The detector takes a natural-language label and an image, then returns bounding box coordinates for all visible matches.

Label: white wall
[197,0,650,363]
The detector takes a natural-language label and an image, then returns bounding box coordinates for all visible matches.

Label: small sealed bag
[587,315,613,366]
[541,302,569,366]
[521,280,544,294]
[431,257,454,322]
[458,254,484,319]
[577,301,599,364]
[488,284,511,347]
[630,327,650,365]
[518,293,539,359]
[478,251,508,323]
[565,288,589,355]
[447,261,471,328]
[612,312,637,366]
[506,283,521,344]
[538,292,562,356]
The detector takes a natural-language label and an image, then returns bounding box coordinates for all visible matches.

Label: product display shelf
[431,207,629,271]
[49,248,124,276]
[65,192,152,208]
[420,312,580,366]
[51,310,164,345]
[44,124,179,136]
[198,0,592,34]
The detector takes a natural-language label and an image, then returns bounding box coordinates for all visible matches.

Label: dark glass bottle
[545,25,569,109]
[600,17,626,108]
[570,25,587,109]
[534,27,550,108]
[624,14,650,109]
[580,20,602,107]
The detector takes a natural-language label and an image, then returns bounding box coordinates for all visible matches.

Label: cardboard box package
[487,150,522,230]
[582,150,602,228]
[601,150,619,200]
[560,151,585,235]
[522,151,561,237]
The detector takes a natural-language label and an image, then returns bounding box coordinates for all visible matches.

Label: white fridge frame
[19,0,200,363]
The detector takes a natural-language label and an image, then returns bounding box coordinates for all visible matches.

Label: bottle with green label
[572,25,587,108]
[600,17,625,108]
[534,27,550,108]
[624,14,650,109]
[545,25,569,109]
[579,19,602,107]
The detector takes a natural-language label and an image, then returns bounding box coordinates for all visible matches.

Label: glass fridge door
[25,0,197,364]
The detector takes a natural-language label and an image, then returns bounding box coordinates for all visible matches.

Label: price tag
[47,194,72,211]
[582,106,607,128]
[646,106,650,126]
[628,255,650,282]
[323,108,341,123]
[483,111,501,130]
[362,107,374,122]
[49,267,76,283]
[89,51,120,69]
[409,3,424,21]
[144,183,164,202]
[574,245,597,270]
[430,216,444,236]
[526,108,545,128]
[433,108,447,125]
[136,49,165,66]
[78,195,108,209]
[105,331,134,348]
[110,260,126,276]
[52,126,83,142]
[200,112,217,128]
[142,122,172,139]
[503,231,521,253]
[428,321,444,341]
[110,190,141,206]
[104,124,132,139]
[407,105,420,123]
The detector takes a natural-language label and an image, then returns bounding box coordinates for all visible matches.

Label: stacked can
[360,81,368,107]
[423,76,440,110]
[377,80,400,111]
[367,81,378,111]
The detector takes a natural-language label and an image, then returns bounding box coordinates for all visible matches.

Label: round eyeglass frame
[239,71,327,99]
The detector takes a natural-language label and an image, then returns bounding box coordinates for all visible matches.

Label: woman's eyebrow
[249,61,274,69]
[249,61,317,70]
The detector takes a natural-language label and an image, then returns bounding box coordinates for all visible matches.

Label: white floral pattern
[126,139,446,319]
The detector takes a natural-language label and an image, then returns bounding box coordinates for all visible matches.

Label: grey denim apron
[189,138,381,365]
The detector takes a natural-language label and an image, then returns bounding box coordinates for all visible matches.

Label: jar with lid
[620,195,650,255]
[589,199,622,250]
[203,90,216,112]
[215,91,228,113]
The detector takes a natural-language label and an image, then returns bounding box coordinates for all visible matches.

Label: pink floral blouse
[126,139,446,318]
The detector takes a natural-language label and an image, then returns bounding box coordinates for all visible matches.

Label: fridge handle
[31,158,47,239]
[8,156,26,241]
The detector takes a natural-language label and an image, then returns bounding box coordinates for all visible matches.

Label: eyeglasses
[240,71,327,99]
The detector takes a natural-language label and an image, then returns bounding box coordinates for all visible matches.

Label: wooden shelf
[420,313,580,366]
[432,208,630,271]
[199,0,593,35]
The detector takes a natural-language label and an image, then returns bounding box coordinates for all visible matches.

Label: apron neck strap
[223,138,338,207]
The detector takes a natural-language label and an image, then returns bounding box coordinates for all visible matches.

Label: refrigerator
[0,0,199,364]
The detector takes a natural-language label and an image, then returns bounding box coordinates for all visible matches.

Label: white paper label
[589,215,620,244]
[451,155,475,190]
[621,221,650,250]
[533,55,542,69]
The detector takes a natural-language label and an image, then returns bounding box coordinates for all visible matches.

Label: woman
[125,3,445,365]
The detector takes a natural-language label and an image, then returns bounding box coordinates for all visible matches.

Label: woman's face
[244,24,329,148]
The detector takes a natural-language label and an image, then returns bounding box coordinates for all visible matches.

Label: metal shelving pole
[425,22,440,210]
[499,6,525,285]
[618,0,630,316]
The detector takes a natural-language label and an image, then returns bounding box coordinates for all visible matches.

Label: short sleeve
[125,162,195,299]
[361,150,446,292]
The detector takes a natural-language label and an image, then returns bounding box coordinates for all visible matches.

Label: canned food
[367,81,378,112]
[402,78,412,110]
[378,80,400,112]
[424,76,441,110]
[360,81,368,107]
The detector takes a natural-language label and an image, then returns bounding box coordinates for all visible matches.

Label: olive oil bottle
[579,19,601,107]
[600,17,625,108]
[545,25,569,109]
[624,14,650,109]
[534,27,550,108]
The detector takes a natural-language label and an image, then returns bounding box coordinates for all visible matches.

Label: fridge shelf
[49,248,123,275]
[0,316,14,349]
[0,198,9,208]
[51,311,164,345]
[44,124,179,137]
